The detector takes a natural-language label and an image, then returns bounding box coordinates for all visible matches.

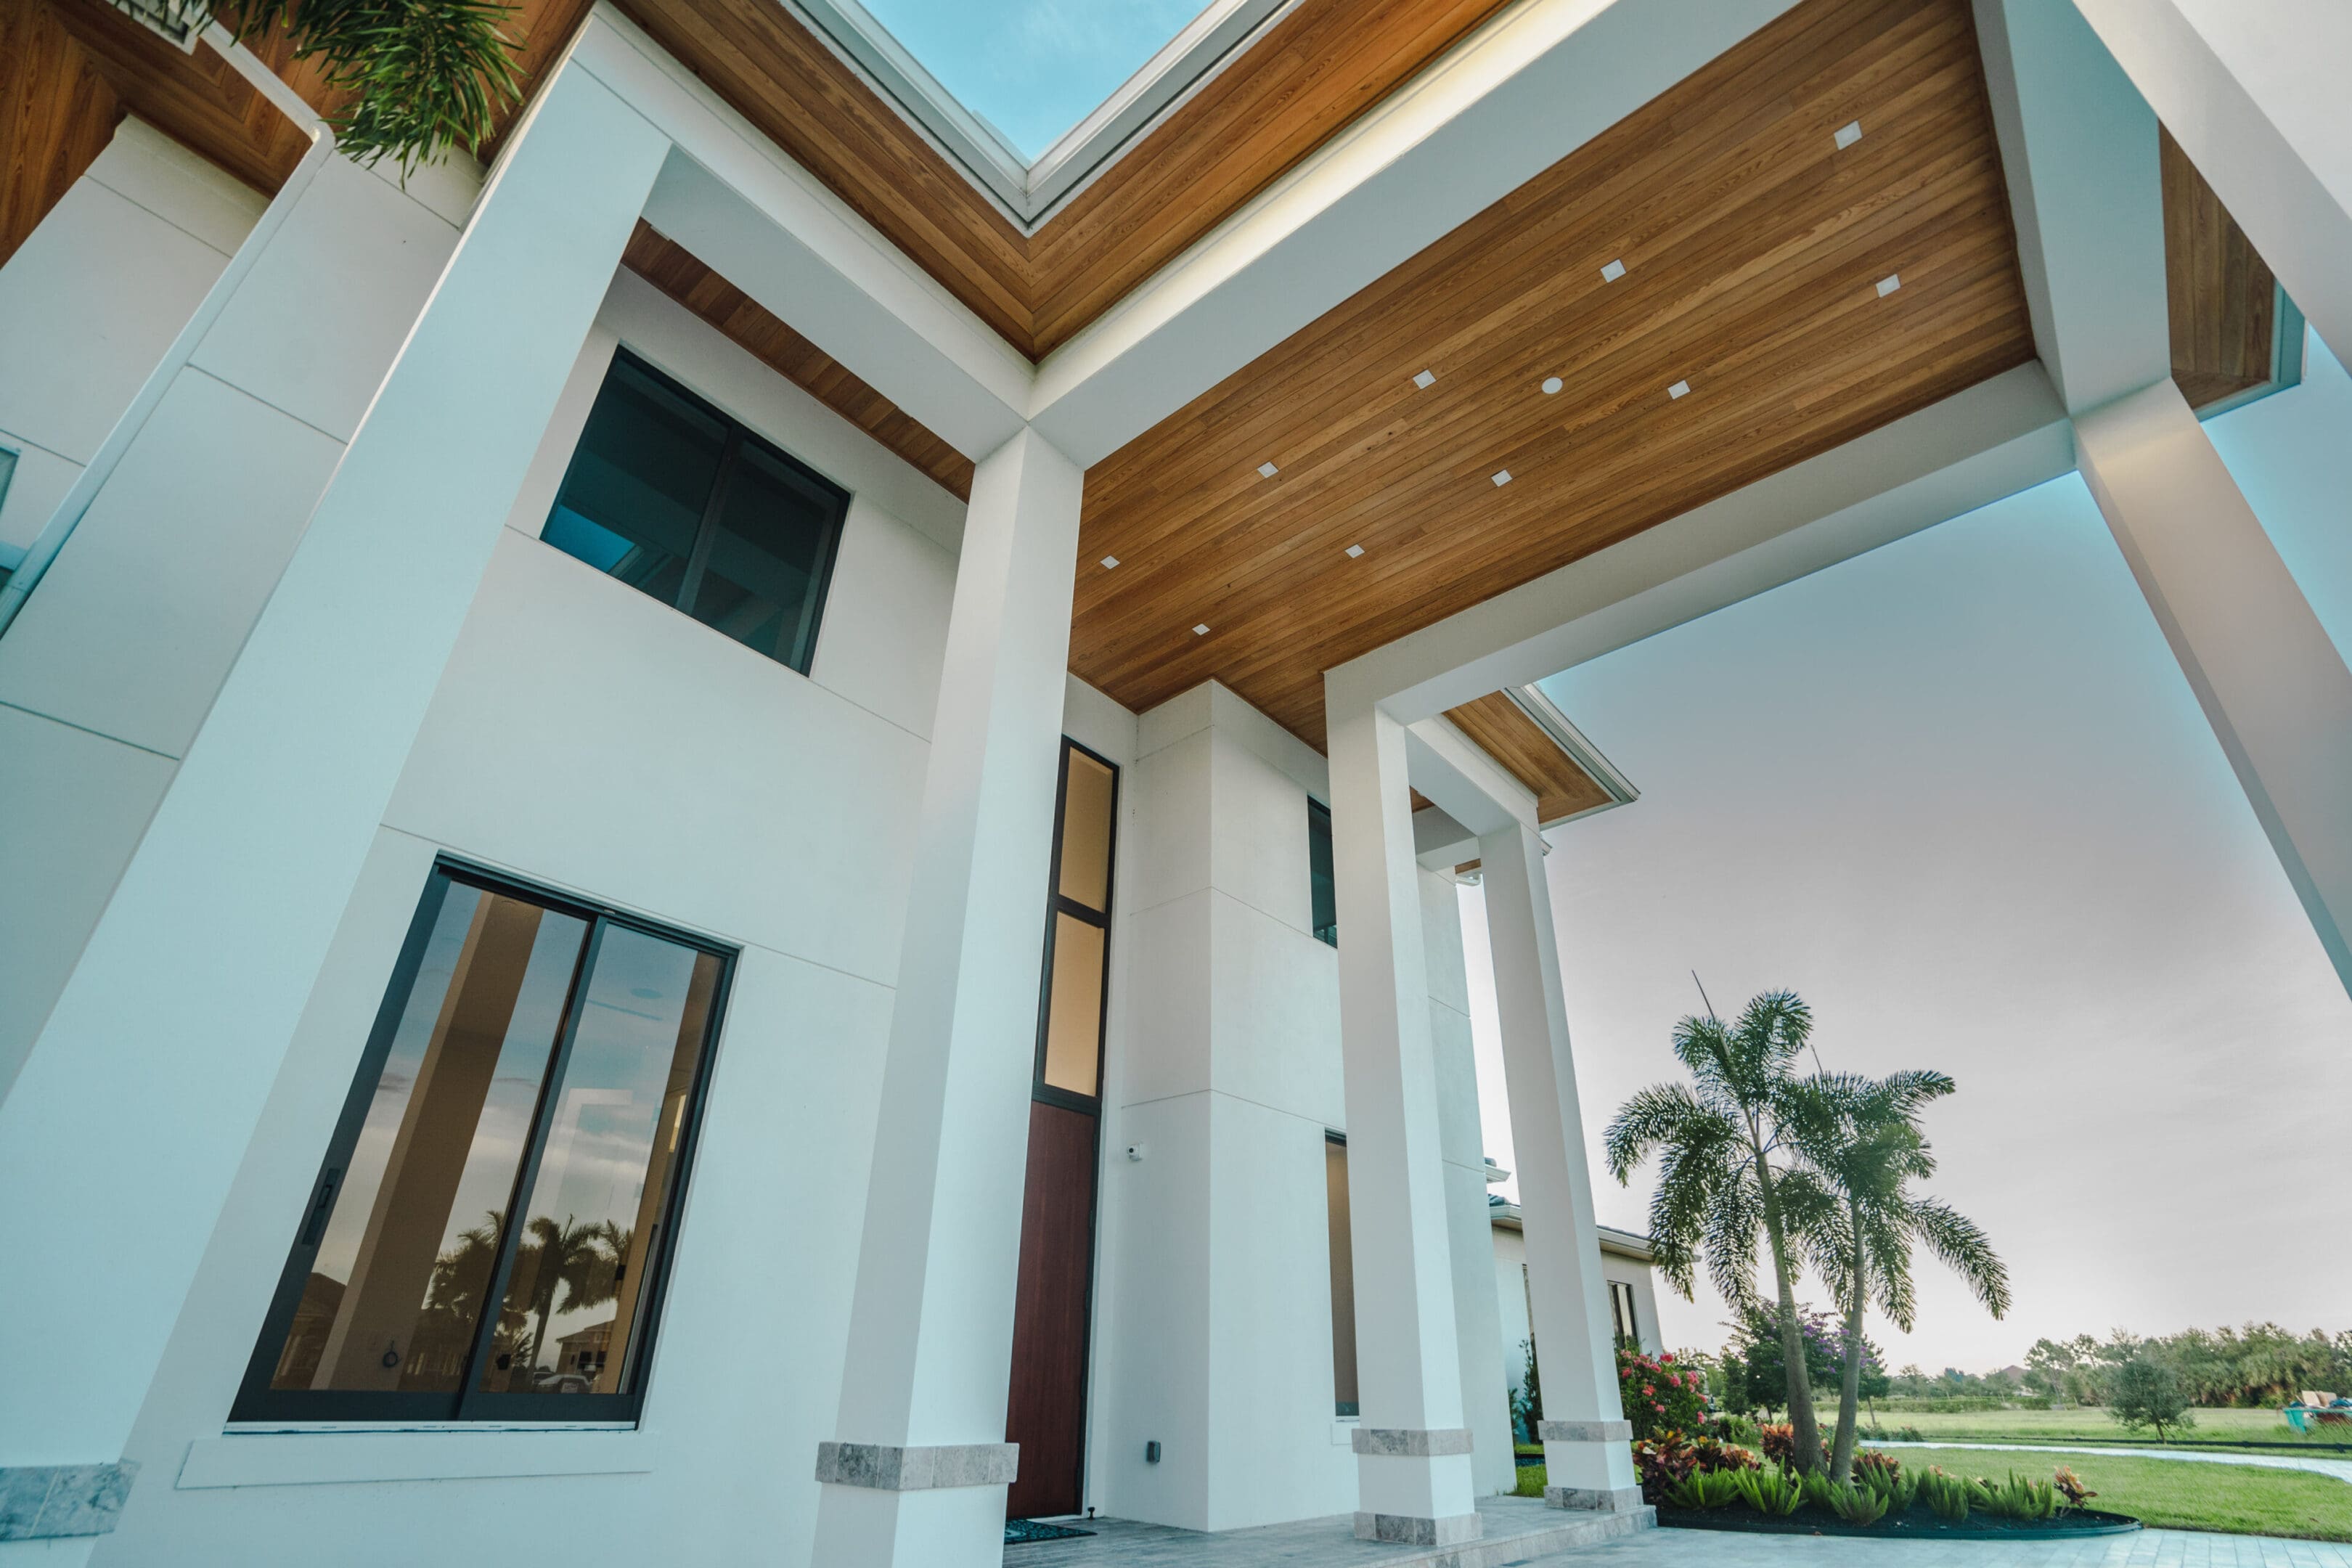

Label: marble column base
[0,1463,138,1540]
[813,1442,1017,1491]
[1546,1484,1647,1513]
[1350,1426,1474,1457]
[1352,1509,1485,1545]
[1536,1419,1632,1443]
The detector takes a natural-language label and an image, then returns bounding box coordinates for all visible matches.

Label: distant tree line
[2022,1326,2352,1409]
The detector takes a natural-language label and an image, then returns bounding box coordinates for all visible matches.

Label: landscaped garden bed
[1657,1503,2141,1539]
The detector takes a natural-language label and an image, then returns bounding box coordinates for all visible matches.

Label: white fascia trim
[1025,0,1802,467]
[1504,685,1638,813]
[572,5,1034,463]
[1328,362,2073,724]
[788,0,1299,230]
[1404,715,1538,838]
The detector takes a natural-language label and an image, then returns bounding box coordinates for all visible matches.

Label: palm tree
[1604,991,1832,1472]
[514,1214,624,1383]
[1783,1071,2010,1480]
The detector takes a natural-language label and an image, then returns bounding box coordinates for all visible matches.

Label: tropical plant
[1712,1412,1760,1446]
[1723,1303,1882,1419]
[1918,1466,1972,1522]
[2053,1466,2096,1509]
[1975,1471,2059,1521]
[1824,1479,1890,1525]
[1605,991,1830,1470]
[1631,1432,1699,1505]
[507,1212,624,1384]
[1757,1422,1794,1466]
[1737,1466,1804,1517]
[1511,1335,1542,1438]
[197,0,526,170]
[1667,1469,1747,1509]
[1851,1450,1899,1488]
[1781,1069,2011,1480]
[1686,1436,1759,1474]
[1619,1346,1708,1440]
[2110,1356,2196,1440]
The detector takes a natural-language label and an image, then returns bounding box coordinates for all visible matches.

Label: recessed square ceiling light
[1257,461,1279,478]
[1667,380,1691,399]
[1834,121,1863,150]
[1413,369,1437,389]
[1345,543,1365,558]
[1541,376,1564,396]
[1101,555,1120,568]
[1876,273,1902,297]
[1491,469,1513,486]
[1193,624,1210,635]
[1601,258,1627,282]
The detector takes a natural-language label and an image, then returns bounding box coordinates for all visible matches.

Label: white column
[1477,820,1641,1511]
[2075,379,2352,995]
[0,60,669,1552]
[2071,0,2352,364]
[812,426,1082,1568]
[1324,696,1482,1548]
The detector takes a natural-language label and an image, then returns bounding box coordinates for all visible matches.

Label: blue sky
[859,0,1206,160]
[1461,333,2352,1373]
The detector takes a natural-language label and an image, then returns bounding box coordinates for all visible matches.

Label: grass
[1872,1444,2352,1543]
[1869,1406,2352,1456]
[1514,1461,1548,1498]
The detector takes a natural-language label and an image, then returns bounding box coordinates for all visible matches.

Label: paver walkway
[1874,1441,2352,1487]
[1557,1526,2352,1568]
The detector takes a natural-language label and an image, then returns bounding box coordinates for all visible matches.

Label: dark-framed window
[1307,797,1338,947]
[232,861,735,1426]
[1324,1132,1358,1417]
[1610,1278,1640,1349]
[1032,738,1118,1108]
[542,348,848,675]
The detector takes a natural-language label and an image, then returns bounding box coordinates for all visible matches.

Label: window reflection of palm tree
[411,1212,516,1387]
[510,1214,628,1386]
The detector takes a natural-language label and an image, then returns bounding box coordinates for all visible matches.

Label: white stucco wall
[89,258,968,1567]
[1494,1219,1665,1431]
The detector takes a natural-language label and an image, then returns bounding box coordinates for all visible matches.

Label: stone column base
[1353,1510,1485,1545]
[1535,1419,1631,1443]
[1545,1484,1647,1513]
[0,1463,138,1540]
[813,1442,1017,1491]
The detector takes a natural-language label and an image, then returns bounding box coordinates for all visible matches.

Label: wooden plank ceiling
[2161,127,2282,411]
[1070,0,2036,754]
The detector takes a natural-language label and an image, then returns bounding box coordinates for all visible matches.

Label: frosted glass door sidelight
[234,865,733,1424]
[1032,739,1117,1104]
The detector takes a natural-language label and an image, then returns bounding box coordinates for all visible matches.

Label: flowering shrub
[1757,1421,1795,1465]
[1618,1346,1707,1441]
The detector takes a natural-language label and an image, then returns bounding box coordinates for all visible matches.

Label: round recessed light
[1541,377,1564,395]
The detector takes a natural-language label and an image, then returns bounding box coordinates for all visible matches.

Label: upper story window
[1610,1278,1640,1348]
[232,863,734,1425]
[542,350,848,675]
[1034,740,1118,1105]
[1307,797,1338,947]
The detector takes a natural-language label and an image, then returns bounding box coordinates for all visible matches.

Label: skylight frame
[788,0,1298,230]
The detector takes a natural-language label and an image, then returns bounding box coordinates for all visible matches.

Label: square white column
[1324,696,1481,1546]
[2076,377,2352,995]
[1477,820,1641,1512]
[812,427,1082,1567]
[0,57,671,1535]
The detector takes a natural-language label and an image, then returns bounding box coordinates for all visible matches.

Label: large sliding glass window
[542,349,848,675]
[232,864,733,1424]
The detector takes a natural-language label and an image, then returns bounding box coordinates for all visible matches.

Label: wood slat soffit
[1070,0,2036,754]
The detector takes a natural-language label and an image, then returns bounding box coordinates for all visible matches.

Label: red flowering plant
[1617,1345,1708,1442]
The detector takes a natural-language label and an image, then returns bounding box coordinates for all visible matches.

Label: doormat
[1005,1518,1095,1544]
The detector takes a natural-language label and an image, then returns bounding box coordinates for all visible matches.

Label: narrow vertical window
[1610,1279,1639,1348]
[233,865,732,1424]
[1307,797,1338,947]
[542,350,847,675]
[1325,1132,1359,1417]
[1034,743,1116,1101]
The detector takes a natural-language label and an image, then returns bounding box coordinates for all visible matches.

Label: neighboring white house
[0,0,2342,1564]
[1491,1192,1665,1435]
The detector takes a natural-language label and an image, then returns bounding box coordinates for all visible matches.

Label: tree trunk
[1753,1153,1824,1472]
[1831,1217,1866,1482]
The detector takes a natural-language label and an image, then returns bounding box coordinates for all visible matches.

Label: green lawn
[1871,1444,2352,1543]
[1873,1406,2352,1456]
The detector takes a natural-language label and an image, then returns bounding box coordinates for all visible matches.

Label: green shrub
[1667,1469,1746,1509]
[1737,1467,1803,1517]
[1852,1450,1900,1487]
[1712,1413,1761,1447]
[1826,1480,1891,1526]
[1977,1471,2059,1521]
[1919,1466,1972,1522]
[1620,1347,1710,1442]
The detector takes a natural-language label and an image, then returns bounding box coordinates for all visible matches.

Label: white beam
[2072,0,2352,367]
[1404,716,1537,839]
[577,6,1032,461]
[1329,362,2070,724]
[1026,0,1802,467]
[1973,0,2171,414]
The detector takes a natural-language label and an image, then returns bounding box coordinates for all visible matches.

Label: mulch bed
[1657,1503,2142,1540]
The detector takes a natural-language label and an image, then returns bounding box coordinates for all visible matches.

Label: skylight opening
[799,0,1294,227]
